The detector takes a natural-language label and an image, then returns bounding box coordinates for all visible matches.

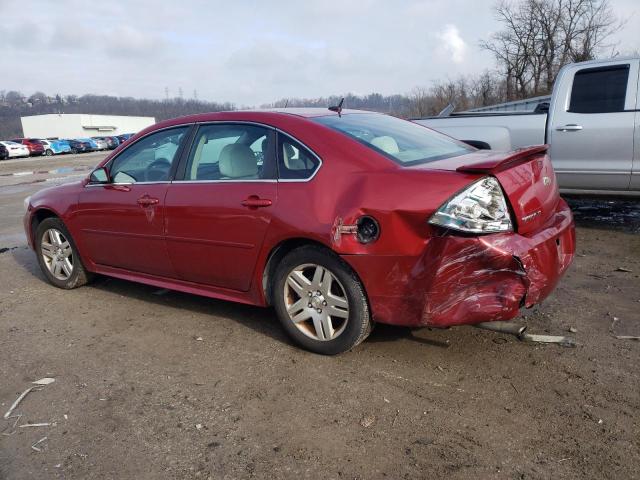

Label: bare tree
[481,0,622,99]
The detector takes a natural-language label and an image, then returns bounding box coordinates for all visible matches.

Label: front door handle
[556,124,583,132]
[137,195,159,207]
[241,196,272,208]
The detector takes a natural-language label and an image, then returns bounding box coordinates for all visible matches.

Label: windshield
[313,113,472,166]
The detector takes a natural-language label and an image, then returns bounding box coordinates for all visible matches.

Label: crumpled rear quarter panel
[343,199,575,328]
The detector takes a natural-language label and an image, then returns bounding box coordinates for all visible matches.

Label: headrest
[283,143,305,169]
[371,136,400,154]
[219,144,258,178]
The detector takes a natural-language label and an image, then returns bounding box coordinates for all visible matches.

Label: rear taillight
[428,176,513,234]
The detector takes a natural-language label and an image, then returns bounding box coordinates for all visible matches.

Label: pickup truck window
[569,65,629,114]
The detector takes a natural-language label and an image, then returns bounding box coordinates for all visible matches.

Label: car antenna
[328,98,344,117]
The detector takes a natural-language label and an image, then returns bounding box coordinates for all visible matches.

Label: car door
[74,125,191,277]
[164,122,277,291]
[548,59,639,191]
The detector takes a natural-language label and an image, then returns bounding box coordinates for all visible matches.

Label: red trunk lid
[421,146,561,235]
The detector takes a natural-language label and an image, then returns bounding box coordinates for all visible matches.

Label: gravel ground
[0,155,638,479]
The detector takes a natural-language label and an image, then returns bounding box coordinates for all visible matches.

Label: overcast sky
[1,0,638,105]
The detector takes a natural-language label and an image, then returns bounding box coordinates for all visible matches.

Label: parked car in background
[41,139,72,156]
[92,136,119,150]
[90,137,109,150]
[76,138,99,151]
[415,57,640,196]
[64,139,92,154]
[23,109,575,354]
[12,138,45,156]
[54,139,72,153]
[0,141,30,158]
[116,133,134,145]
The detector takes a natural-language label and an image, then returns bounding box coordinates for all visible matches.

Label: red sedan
[23,109,575,354]
[12,138,45,156]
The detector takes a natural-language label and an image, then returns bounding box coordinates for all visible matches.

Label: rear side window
[277,134,320,180]
[569,65,629,114]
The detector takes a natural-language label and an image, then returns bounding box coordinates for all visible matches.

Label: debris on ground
[31,436,48,452]
[475,321,576,347]
[32,378,55,386]
[615,267,632,272]
[360,415,375,428]
[4,387,36,419]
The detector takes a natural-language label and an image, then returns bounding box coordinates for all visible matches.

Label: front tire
[45,149,53,156]
[272,245,372,355]
[35,217,92,289]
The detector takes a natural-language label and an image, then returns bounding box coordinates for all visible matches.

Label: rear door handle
[137,195,159,207]
[556,124,583,132]
[241,196,272,208]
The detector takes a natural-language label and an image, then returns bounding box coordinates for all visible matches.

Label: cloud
[437,24,467,64]
[0,0,636,104]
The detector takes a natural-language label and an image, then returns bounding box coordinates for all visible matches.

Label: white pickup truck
[415,57,640,196]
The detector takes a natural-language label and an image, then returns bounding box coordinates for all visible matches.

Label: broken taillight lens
[428,176,513,234]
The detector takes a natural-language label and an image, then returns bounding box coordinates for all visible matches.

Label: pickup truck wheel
[35,218,92,289]
[272,245,372,355]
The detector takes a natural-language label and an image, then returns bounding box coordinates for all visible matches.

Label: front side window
[314,113,472,166]
[109,126,188,183]
[182,124,274,181]
[569,65,629,114]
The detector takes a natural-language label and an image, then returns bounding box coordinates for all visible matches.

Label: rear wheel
[272,245,372,355]
[45,149,53,156]
[35,218,92,289]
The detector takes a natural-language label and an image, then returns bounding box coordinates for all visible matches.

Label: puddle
[565,197,640,234]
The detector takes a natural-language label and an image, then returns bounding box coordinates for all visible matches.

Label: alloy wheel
[41,228,73,281]
[283,263,350,341]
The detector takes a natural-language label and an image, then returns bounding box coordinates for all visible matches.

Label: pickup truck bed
[414,112,547,152]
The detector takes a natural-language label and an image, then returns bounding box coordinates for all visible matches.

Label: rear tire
[45,149,53,156]
[272,245,372,355]
[35,217,92,289]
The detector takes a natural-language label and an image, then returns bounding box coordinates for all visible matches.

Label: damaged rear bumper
[342,199,575,328]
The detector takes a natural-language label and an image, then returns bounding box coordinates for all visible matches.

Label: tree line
[0,0,623,139]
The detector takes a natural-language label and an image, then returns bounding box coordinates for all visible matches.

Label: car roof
[143,108,380,134]
[246,107,372,118]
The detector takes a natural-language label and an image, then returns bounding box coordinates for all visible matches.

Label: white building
[21,114,156,139]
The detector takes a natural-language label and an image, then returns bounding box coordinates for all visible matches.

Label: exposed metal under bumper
[475,321,576,347]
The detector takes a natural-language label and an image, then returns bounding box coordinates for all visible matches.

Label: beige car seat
[219,144,258,178]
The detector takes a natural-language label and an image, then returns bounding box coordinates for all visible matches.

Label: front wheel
[45,149,53,156]
[272,245,372,355]
[35,217,92,289]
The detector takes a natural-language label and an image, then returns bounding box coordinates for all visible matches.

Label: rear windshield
[313,113,472,165]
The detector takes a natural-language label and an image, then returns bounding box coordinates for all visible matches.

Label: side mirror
[89,167,109,183]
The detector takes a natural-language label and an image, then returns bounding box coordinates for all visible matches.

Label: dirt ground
[0,155,639,479]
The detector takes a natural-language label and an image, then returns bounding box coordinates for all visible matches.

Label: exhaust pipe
[475,321,576,347]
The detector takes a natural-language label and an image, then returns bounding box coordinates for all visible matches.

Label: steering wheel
[146,158,171,181]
